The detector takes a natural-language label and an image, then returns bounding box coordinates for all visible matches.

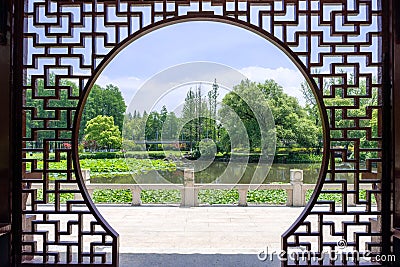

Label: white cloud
[240,66,306,105]
[95,75,143,104]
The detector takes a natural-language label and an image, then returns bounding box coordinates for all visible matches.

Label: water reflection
[90,162,369,184]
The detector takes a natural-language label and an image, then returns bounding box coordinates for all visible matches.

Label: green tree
[123,110,148,142]
[84,115,122,151]
[207,79,219,140]
[220,79,320,152]
[180,84,217,152]
[219,80,263,151]
[162,112,180,140]
[145,111,162,141]
[160,105,168,124]
[294,118,320,148]
[181,88,196,150]
[80,84,126,141]
[102,84,126,131]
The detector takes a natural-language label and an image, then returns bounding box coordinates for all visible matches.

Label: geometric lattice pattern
[21,0,383,265]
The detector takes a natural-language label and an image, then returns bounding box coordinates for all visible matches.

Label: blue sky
[96,21,307,106]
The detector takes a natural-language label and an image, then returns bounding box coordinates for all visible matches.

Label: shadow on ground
[119,253,280,267]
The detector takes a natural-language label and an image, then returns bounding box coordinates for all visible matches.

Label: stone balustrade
[29,168,373,207]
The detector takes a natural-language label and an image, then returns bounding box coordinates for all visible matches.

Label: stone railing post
[82,169,91,184]
[75,169,90,200]
[131,185,142,206]
[347,184,355,207]
[181,168,197,207]
[286,189,293,206]
[238,187,248,207]
[290,169,304,206]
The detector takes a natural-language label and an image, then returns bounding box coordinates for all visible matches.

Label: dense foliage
[25,74,126,149]
[80,84,126,140]
[123,81,220,153]
[84,115,122,151]
[219,79,320,151]
[123,79,324,158]
[26,73,378,163]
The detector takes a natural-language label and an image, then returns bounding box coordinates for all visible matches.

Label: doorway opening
[19,0,385,265]
[75,21,324,256]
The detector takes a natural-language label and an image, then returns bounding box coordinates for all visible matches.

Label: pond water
[90,161,363,184]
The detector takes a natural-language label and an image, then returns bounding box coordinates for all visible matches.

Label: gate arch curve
[21,1,384,266]
[73,14,330,258]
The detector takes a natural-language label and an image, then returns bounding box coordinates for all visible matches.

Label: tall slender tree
[211,79,219,140]
[182,88,196,150]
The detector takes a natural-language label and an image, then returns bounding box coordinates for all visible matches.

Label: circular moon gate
[21,1,384,266]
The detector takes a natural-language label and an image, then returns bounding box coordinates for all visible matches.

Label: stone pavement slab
[97,205,304,254]
[31,204,376,266]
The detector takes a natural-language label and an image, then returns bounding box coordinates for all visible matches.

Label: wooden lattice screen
[14,0,388,265]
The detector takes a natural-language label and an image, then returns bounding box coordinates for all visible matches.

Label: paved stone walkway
[30,205,376,266]
[98,205,304,254]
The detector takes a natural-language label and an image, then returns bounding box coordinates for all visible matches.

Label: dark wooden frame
[5,0,395,266]
[391,0,400,263]
[0,1,12,267]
